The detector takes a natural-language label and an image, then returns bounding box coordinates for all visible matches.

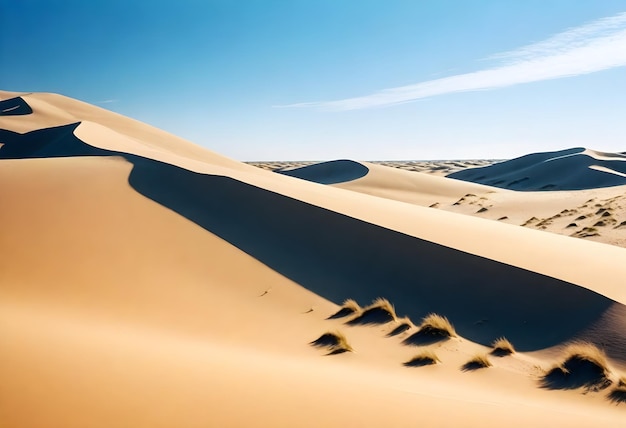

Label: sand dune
[2,91,626,427]
[273,157,626,248]
[276,159,369,184]
[277,159,498,206]
[448,147,626,190]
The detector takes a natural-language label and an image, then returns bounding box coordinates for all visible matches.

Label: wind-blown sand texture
[2,90,625,427]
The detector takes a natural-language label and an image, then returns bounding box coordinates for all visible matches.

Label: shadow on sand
[0,97,33,116]
[1,121,621,355]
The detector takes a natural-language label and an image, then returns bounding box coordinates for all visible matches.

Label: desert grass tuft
[490,337,515,357]
[348,297,397,325]
[404,350,440,367]
[327,299,361,319]
[461,354,492,371]
[541,342,612,391]
[420,314,456,335]
[403,313,456,346]
[310,331,353,355]
[608,376,626,404]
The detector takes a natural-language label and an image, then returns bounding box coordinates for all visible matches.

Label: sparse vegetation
[348,297,397,325]
[491,337,515,357]
[404,350,440,367]
[462,354,492,371]
[328,298,361,319]
[521,217,539,226]
[403,313,456,345]
[310,331,353,355]
[420,313,456,335]
[572,226,600,238]
[540,342,612,391]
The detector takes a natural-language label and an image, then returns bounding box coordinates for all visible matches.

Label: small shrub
[491,337,515,357]
[310,331,353,354]
[540,342,612,391]
[328,299,361,319]
[404,350,440,367]
[403,313,456,346]
[348,297,397,325]
[462,354,492,371]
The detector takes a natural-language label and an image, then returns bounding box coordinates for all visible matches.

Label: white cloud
[284,12,626,111]
[95,99,119,105]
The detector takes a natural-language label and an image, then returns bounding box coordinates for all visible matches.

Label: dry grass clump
[404,350,440,367]
[462,354,492,371]
[422,313,456,333]
[404,313,456,346]
[608,376,626,404]
[490,337,515,357]
[327,299,361,319]
[348,297,397,325]
[541,342,612,391]
[310,331,353,355]
[387,316,414,337]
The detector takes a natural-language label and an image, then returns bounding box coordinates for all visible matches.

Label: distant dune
[447,147,626,190]
[276,159,369,184]
[2,90,626,427]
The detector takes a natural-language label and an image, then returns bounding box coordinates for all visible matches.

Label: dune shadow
[276,159,369,185]
[607,388,626,404]
[540,363,612,391]
[325,348,350,356]
[461,361,490,372]
[403,329,450,346]
[448,147,626,190]
[326,307,357,320]
[403,357,436,367]
[0,123,108,158]
[387,323,412,337]
[0,97,33,116]
[490,348,513,357]
[310,333,341,348]
[346,307,394,325]
[129,163,616,351]
[1,122,622,355]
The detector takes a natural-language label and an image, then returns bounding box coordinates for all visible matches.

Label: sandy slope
[1,91,625,427]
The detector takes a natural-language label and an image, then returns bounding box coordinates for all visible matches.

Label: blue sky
[2,1,626,160]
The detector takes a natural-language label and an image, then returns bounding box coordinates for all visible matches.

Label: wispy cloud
[95,99,119,105]
[284,12,626,111]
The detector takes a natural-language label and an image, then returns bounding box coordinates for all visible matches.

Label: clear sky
[2,0,626,160]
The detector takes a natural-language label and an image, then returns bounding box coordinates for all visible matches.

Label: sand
[1,90,625,427]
